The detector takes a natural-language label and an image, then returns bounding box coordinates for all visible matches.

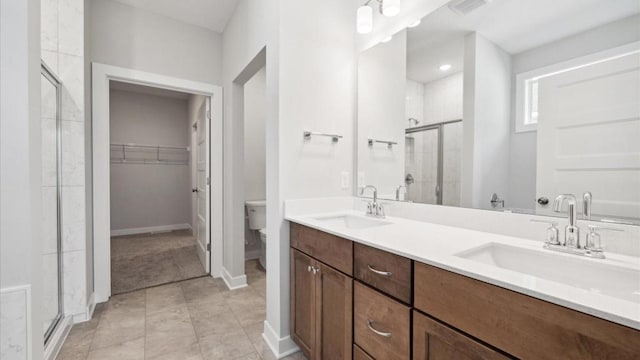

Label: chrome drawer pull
[367,320,392,338]
[367,264,392,277]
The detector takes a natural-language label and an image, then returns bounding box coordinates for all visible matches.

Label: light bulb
[408,19,421,28]
[382,0,400,17]
[357,5,373,34]
[381,35,393,43]
[439,64,452,72]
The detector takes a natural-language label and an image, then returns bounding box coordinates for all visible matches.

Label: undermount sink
[312,214,391,230]
[456,243,640,303]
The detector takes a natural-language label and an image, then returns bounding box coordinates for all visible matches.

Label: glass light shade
[382,0,400,17]
[357,5,373,34]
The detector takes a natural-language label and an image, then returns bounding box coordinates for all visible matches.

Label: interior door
[536,51,640,219]
[195,98,210,272]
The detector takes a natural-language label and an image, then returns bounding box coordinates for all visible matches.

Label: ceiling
[110,81,192,100]
[110,0,239,33]
[406,0,640,83]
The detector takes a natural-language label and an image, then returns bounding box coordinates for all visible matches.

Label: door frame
[91,63,223,303]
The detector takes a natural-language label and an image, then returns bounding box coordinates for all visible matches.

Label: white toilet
[246,200,267,269]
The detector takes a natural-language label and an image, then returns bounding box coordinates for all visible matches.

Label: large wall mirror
[356,0,640,225]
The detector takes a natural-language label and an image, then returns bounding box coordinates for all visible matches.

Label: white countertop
[285,209,640,330]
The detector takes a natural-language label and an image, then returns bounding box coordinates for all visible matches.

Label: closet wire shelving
[110,143,190,165]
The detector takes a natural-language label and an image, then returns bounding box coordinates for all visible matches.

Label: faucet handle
[531,219,560,245]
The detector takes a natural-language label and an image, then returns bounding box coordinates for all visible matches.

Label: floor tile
[145,343,203,360]
[145,304,198,359]
[180,277,225,305]
[198,327,255,360]
[90,310,145,351]
[86,337,144,360]
[187,299,237,339]
[145,283,186,315]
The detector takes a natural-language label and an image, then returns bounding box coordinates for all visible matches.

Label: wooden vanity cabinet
[290,224,353,360]
[290,223,640,360]
[413,311,512,360]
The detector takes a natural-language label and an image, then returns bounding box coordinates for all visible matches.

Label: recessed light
[381,35,393,43]
[408,19,421,28]
[439,64,452,71]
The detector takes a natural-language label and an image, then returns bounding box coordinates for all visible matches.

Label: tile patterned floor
[111,230,207,294]
[57,260,306,360]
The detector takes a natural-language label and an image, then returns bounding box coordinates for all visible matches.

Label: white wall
[243,67,267,258]
[222,0,357,356]
[507,14,640,210]
[89,0,223,85]
[1,0,44,358]
[244,67,267,202]
[109,89,191,233]
[357,31,407,198]
[462,33,511,210]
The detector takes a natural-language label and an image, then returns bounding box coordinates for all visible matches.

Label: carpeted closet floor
[111,230,207,294]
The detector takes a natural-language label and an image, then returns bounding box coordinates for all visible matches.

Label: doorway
[108,82,209,294]
[92,64,223,303]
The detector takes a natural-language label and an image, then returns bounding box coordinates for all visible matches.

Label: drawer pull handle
[367,320,392,338]
[367,264,392,277]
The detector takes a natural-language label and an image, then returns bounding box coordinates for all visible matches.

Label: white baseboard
[221,267,248,290]
[262,320,300,359]
[44,316,72,360]
[110,223,192,237]
[245,248,261,261]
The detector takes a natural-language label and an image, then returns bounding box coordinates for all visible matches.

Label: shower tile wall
[41,0,87,320]
[423,72,463,125]
[405,73,463,205]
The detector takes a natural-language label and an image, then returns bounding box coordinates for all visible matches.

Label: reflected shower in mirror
[356,0,640,225]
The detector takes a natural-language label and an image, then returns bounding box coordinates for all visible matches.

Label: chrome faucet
[552,194,580,248]
[583,192,592,221]
[395,185,407,201]
[361,185,385,218]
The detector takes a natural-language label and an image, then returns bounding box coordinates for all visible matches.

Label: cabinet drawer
[290,223,353,275]
[354,282,410,360]
[354,243,412,304]
[354,345,374,360]
[413,310,512,360]
[414,262,640,360]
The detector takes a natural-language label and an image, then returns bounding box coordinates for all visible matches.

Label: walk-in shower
[404,119,462,206]
[41,62,63,345]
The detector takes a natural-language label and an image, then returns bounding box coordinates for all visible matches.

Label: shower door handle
[435,185,441,197]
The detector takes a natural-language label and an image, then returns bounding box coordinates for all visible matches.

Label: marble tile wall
[1,286,31,360]
[41,0,88,324]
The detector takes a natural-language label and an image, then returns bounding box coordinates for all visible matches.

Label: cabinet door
[316,262,353,360]
[413,311,512,360]
[291,249,316,358]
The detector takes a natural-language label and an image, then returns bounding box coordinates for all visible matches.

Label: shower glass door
[405,120,462,205]
[41,63,63,344]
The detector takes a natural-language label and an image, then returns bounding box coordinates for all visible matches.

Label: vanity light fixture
[381,35,393,43]
[357,0,401,35]
[408,19,421,28]
[439,64,452,71]
[357,5,374,34]
[382,0,401,17]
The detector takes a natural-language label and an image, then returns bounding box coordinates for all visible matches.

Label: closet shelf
[110,143,190,165]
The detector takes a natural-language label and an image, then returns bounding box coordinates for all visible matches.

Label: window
[514,42,640,133]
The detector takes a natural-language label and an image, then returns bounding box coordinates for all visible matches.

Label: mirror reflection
[356,0,640,224]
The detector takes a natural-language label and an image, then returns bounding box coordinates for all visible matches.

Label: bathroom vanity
[287,212,640,360]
